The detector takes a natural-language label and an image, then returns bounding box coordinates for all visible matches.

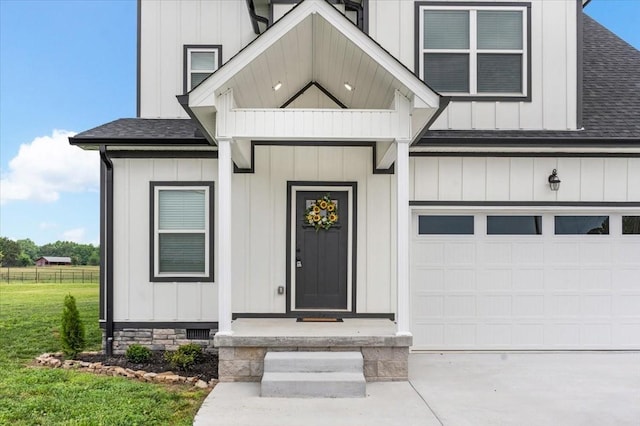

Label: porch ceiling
[184,0,442,145]
[221,13,411,110]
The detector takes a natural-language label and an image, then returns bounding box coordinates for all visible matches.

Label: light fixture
[344,82,353,91]
[273,81,282,91]
[548,169,561,191]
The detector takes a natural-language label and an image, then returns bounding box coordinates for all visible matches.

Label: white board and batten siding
[410,156,640,350]
[368,0,578,131]
[232,145,397,314]
[410,157,640,202]
[141,0,579,133]
[112,158,218,323]
[139,0,256,118]
[112,147,398,321]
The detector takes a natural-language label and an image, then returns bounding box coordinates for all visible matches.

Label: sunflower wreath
[304,194,339,231]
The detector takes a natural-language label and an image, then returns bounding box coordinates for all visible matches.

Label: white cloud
[62,228,86,243]
[39,222,58,230]
[0,130,99,204]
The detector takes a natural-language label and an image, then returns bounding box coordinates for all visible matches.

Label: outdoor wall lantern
[548,169,561,191]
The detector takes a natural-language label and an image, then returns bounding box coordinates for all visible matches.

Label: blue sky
[0,0,639,246]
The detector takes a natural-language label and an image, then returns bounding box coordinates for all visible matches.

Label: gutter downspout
[245,0,269,35]
[99,145,114,356]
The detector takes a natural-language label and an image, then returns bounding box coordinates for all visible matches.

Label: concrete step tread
[264,351,363,360]
[264,351,364,373]
[262,371,366,382]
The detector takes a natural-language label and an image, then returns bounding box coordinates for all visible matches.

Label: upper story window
[150,182,214,282]
[417,2,530,101]
[184,45,222,92]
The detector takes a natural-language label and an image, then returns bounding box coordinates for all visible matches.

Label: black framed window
[554,216,609,235]
[184,45,222,92]
[150,182,214,282]
[418,215,474,235]
[417,2,530,101]
[622,216,640,235]
[487,216,541,235]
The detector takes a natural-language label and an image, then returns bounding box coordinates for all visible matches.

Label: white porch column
[217,138,233,335]
[396,138,411,336]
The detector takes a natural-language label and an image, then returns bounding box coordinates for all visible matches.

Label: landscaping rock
[34,352,217,389]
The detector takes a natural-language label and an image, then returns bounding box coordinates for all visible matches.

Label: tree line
[0,237,100,267]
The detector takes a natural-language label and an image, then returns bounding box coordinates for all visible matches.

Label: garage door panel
[445,243,475,264]
[580,243,612,264]
[412,242,444,265]
[615,242,640,263]
[478,269,512,291]
[512,324,545,346]
[581,324,612,346]
[479,242,512,264]
[411,211,640,350]
[612,270,640,291]
[549,243,580,264]
[444,296,476,317]
[553,295,581,317]
[615,324,640,346]
[444,323,477,346]
[614,295,640,317]
[579,269,612,291]
[445,269,476,291]
[546,268,581,291]
[478,295,512,317]
[411,268,444,291]
[581,295,612,317]
[412,294,444,317]
[513,269,544,291]
[512,243,544,264]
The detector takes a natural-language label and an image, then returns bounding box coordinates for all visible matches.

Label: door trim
[286,181,357,314]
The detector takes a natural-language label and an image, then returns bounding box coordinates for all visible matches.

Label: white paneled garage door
[410,211,640,350]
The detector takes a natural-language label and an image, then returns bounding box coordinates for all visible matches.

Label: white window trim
[418,3,529,99]
[184,46,221,92]
[151,183,213,281]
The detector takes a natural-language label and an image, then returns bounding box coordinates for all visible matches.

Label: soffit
[216,13,412,109]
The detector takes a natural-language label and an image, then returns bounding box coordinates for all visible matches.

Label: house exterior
[70,0,640,381]
[35,256,72,267]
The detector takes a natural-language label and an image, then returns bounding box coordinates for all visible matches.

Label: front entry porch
[215,318,411,382]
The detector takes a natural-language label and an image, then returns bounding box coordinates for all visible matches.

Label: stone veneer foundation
[214,335,412,382]
[108,328,215,354]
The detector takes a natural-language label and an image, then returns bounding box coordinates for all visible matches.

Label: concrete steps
[261,351,366,398]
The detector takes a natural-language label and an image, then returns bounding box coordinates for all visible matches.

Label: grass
[0,283,209,425]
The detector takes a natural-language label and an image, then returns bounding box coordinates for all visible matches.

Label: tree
[18,253,34,267]
[0,237,21,267]
[17,238,39,263]
[60,294,85,358]
[87,251,100,266]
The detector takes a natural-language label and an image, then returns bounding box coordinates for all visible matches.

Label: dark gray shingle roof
[70,118,206,144]
[419,14,640,145]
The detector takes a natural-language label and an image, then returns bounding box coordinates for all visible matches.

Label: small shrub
[60,294,86,358]
[126,344,152,363]
[164,343,204,371]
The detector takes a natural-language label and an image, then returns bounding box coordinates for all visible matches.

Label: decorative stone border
[35,353,217,389]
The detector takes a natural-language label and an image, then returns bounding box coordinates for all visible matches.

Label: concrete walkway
[194,352,640,426]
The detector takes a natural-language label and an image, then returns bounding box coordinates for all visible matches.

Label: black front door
[295,191,348,310]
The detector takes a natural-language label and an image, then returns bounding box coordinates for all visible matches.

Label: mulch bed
[74,351,218,382]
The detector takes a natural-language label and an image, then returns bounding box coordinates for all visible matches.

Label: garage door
[410,212,640,350]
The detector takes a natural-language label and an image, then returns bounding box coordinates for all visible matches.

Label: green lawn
[0,283,208,425]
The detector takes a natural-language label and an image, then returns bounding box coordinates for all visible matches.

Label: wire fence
[0,268,99,284]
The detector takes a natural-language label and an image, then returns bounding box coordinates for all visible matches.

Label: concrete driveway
[409,352,640,426]
[194,352,640,426]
